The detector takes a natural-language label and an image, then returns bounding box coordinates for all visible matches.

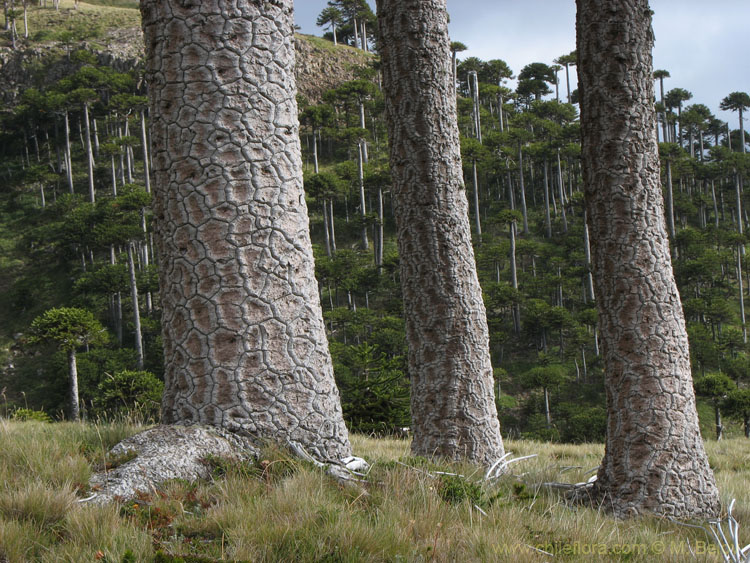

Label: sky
[293,1,750,126]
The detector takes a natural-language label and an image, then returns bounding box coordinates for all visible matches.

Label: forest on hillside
[1,0,750,447]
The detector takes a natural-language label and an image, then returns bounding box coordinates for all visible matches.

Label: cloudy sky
[293,1,750,125]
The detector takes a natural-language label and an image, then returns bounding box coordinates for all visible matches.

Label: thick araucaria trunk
[376,0,504,466]
[577,0,720,518]
[141,0,351,461]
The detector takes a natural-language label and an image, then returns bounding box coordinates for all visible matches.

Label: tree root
[82,424,368,505]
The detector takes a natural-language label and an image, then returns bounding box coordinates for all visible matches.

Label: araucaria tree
[29,307,107,422]
[577,0,720,517]
[376,0,505,465]
[140,0,352,460]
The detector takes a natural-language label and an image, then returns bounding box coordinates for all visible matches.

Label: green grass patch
[1,0,140,46]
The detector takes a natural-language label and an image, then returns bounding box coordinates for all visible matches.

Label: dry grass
[0,420,748,562]
[0,0,140,47]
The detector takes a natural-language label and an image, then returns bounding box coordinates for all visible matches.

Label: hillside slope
[0,1,372,105]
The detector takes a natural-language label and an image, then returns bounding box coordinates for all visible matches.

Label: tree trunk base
[84,425,368,505]
[563,476,720,519]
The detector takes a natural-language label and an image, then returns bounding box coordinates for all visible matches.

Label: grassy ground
[0,420,747,562]
[0,0,140,47]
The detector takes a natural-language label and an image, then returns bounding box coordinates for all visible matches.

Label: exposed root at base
[83,424,368,505]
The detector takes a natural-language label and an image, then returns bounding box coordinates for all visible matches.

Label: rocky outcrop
[0,31,372,106]
[294,34,373,103]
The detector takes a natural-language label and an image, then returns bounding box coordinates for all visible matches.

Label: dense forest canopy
[0,0,749,449]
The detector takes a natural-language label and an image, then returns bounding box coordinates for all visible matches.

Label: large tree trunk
[141,0,351,461]
[377,0,504,466]
[577,0,719,518]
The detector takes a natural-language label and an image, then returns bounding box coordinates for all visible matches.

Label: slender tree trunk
[93,118,100,157]
[322,200,332,258]
[543,386,551,428]
[110,154,117,196]
[358,142,368,249]
[377,185,384,269]
[556,149,567,233]
[738,245,747,343]
[312,127,319,174]
[83,102,96,203]
[542,160,552,238]
[472,159,482,243]
[665,158,676,240]
[578,0,719,518]
[127,242,144,370]
[510,222,521,335]
[359,103,368,162]
[124,119,134,184]
[141,0,351,460]
[140,109,151,193]
[63,109,74,193]
[714,403,723,441]
[68,349,80,422]
[326,199,337,254]
[518,144,529,234]
[583,209,595,303]
[377,0,504,466]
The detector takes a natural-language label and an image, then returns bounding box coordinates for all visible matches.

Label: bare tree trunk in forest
[357,142,368,249]
[510,221,521,335]
[377,0,505,466]
[110,245,123,345]
[578,0,720,518]
[141,0,351,460]
[738,245,747,343]
[517,144,529,234]
[556,149,567,233]
[68,349,80,422]
[63,109,74,193]
[322,200,332,258]
[83,102,96,203]
[93,118,100,157]
[140,109,151,193]
[376,185,384,269]
[312,128,319,174]
[124,119,134,184]
[583,210,595,303]
[472,159,482,243]
[127,242,144,370]
[665,158,676,240]
[329,199,337,253]
[543,159,552,238]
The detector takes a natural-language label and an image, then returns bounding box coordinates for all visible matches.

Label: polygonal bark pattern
[577,0,720,517]
[141,0,351,460]
[376,0,504,466]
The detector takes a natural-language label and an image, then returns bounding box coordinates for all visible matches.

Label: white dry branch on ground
[670,499,750,562]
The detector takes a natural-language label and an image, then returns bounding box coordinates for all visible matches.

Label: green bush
[94,370,163,422]
[12,408,53,423]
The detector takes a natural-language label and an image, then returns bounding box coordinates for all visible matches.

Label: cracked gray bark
[577,0,720,518]
[140,0,351,461]
[376,0,504,466]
